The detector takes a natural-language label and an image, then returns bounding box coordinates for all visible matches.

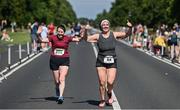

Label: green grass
[0,29,31,45]
[0,29,31,52]
[10,31,31,44]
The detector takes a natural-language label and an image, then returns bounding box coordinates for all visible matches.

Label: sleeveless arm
[72,37,81,42]
[113,31,126,39]
[81,28,99,42]
[86,34,99,42]
[113,20,132,39]
[67,35,82,42]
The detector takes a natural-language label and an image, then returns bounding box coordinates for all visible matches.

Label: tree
[95,0,177,27]
[0,0,77,28]
[172,0,180,23]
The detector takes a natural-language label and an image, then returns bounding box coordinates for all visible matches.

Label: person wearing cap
[84,19,132,108]
[45,24,81,104]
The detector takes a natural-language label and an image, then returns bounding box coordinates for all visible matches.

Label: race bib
[103,56,114,64]
[54,48,65,56]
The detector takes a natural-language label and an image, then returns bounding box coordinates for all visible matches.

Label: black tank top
[97,32,116,57]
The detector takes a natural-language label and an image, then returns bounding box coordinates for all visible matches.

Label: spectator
[48,22,55,36]
[37,22,48,51]
[30,21,39,52]
[27,22,32,33]
[1,19,7,31]
[10,21,17,33]
[169,27,179,62]
[1,29,13,42]
[73,22,81,36]
[153,33,166,56]
[147,35,153,52]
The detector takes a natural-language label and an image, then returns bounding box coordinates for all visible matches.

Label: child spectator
[1,29,13,42]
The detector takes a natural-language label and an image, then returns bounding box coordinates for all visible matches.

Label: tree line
[0,0,77,28]
[1,0,180,29]
[95,0,180,28]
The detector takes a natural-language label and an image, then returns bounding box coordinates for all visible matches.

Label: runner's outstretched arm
[114,20,132,39]
[82,28,99,43]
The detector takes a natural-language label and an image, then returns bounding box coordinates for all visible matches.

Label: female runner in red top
[47,24,81,104]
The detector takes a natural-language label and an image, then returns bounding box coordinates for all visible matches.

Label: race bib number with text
[103,56,114,64]
[54,48,65,56]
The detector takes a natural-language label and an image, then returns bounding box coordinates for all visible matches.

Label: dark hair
[57,24,66,32]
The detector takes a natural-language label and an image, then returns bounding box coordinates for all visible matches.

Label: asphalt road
[0,40,180,109]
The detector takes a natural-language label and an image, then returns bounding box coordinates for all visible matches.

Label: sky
[67,0,115,20]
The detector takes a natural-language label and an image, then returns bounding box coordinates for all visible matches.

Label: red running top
[49,35,73,58]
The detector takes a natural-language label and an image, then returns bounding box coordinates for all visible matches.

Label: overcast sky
[67,0,115,19]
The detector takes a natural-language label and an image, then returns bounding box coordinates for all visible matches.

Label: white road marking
[0,52,44,82]
[120,40,180,69]
[91,43,121,110]
[0,53,35,79]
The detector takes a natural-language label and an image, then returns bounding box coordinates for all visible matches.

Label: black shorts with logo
[96,55,117,69]
[49,56,69,70]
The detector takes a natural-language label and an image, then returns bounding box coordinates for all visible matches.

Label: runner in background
[47,22,55,47]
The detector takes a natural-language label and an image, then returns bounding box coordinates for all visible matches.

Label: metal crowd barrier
[0,42,36,79]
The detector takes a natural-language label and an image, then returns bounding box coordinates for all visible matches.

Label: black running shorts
[49,56,69,70]
[170,41,178,46]
[96,56,117,69]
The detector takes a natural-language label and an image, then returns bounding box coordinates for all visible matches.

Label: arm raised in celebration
[113,20,132,39]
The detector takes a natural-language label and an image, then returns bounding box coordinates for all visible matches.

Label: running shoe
[57,96,64,104]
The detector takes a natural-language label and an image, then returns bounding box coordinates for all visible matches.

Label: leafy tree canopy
[95,0,179,28]
[0,0,77,27]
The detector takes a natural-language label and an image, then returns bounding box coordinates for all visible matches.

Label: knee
[55,80,59,84]
[107,80,114,86]
[59,77,65,83]
[99,81,106,88]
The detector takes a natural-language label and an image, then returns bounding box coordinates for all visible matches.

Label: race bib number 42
[103,56,114,64]
[54,48,65,56]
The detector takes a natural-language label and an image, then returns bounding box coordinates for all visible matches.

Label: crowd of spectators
[129,23,180,64]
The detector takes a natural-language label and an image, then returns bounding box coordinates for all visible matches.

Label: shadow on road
[30,96,74,102]
[72,100,99,106]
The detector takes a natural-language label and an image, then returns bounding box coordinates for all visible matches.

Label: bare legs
[52,66,69,98]
[97,67,117,107]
